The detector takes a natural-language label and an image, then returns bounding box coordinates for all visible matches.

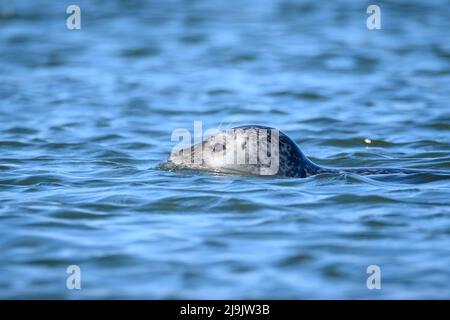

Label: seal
[166,125,449,177]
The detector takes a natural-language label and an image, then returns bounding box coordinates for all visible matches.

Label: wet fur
[168,125,449,178]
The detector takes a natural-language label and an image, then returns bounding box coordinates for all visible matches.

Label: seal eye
[212,143,225,152]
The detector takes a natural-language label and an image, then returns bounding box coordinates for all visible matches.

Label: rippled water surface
[1,0,450,299]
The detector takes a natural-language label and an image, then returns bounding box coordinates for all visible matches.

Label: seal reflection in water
[167,125,449,178]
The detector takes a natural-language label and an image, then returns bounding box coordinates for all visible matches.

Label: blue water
[1,0,450,299]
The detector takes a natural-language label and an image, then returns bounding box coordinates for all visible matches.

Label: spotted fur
[167,125,449,178]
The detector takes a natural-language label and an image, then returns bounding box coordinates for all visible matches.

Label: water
[1,0,450,299]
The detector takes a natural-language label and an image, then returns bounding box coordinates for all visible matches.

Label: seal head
[166,125,449,177]
[167,125,324,177]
